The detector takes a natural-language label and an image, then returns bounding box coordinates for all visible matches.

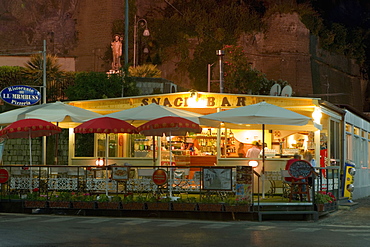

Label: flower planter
[325,202,337,212]
[73,201,96,209]
[224,204,250,213]
[146,202,171,211]
[24,201,47,208]
[172,203,197,211]
[49,201,71,209]
[122,202,145,210]
[316,204,325,212]
[97,202,121,210]
[197,203,224,212]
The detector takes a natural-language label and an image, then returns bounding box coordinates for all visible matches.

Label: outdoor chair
[280,170,293,199]
[287,160,313,202]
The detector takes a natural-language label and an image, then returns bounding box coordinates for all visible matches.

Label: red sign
[152,169,167,185]
[0,169,9,183]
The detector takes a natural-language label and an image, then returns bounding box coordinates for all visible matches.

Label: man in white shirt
[246,141,261,158]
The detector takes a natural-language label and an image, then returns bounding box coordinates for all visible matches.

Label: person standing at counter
[237,142,246,158]
[246,141,261,158]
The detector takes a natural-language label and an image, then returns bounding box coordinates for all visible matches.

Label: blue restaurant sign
[0,85,41,106]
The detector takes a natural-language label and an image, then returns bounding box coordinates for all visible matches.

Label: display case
[133,138,152,157]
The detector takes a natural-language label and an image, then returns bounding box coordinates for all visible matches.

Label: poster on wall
[235,166,253,203]
[202,168,232,190]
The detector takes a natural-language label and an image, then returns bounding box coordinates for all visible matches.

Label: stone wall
[1,133,69,166]
[69,0,124,72]
[239,13,313,96]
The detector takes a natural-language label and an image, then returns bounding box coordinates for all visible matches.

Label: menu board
[111,166,129,180]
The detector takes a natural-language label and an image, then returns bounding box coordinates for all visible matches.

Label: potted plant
[315,191,336,212]
[223,197,251,213]
[72,193,96,209]
[96,194,122,210]
[145,194,171,211]
[49,192,73,208]
[197,195,224,212]
[24,188,48,208]
[171,196,197,211]
[122,194,146,210]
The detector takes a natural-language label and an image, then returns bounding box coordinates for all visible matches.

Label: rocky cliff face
[240,13,313,97]
[0,0,78,54]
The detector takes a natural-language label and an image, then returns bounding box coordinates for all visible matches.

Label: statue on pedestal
[111,34,122,71]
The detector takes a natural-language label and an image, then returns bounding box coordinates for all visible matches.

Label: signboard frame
[0,85,41,106]
[202,167,232,191]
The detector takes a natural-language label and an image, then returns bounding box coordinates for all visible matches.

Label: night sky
[310,0,370,28]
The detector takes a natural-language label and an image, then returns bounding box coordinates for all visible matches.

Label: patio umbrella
[0,101,102,128]
[74,117,137,195]
[105,103,203,165]
[0,118,61,191]
[0,101,102,165]
[137,116,202,197]
[199,101,313,197]
[200,101,312,164]
[0,118,62,166]
[105,103,203,125]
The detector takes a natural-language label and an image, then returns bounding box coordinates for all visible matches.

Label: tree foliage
[22,54,63,83]
[148,0,368,92]
[152,0,266,91]
[222,45,288,95]
[128,64,161,77]
[65,69,139,101]
[0,66,32,88]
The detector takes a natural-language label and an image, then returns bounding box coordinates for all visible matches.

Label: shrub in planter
[24,188,48,208]
[96,194,121,210]
[49,192,74,208]
[71,193,96,209]
[223,197,250,212]
[172,196,197,211]
[198,195,224,212]
[145,195,171,211]
[122,194,145,210]
[315,191,337,212]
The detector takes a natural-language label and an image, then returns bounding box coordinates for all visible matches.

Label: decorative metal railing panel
[126,178,158,192]
[9,177,39,190]
[170,178,201,192]
[86,178,117,191]
[3,165,340,204]
[48,178,78,191]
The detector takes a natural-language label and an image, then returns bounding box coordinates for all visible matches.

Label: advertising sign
[235,166,253,203]
[0,85,41,106]
[152,169,167,185]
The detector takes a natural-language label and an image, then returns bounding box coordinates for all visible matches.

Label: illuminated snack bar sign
[0,85,41,106]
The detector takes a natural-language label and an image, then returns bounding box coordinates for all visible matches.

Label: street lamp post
[133,16,150,67]
[216,50,225,93]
